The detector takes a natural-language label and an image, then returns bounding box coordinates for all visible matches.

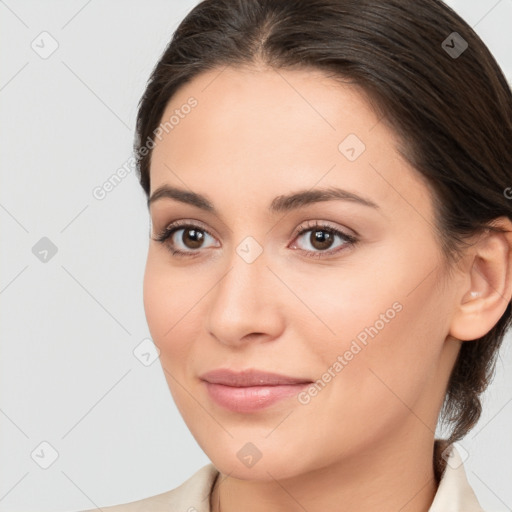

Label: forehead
[151,65,382,165]
[149,65,432,224]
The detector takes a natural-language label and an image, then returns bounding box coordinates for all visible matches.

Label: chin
[196,433,316,481]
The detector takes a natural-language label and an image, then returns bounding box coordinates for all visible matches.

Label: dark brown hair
[134,0,512,477]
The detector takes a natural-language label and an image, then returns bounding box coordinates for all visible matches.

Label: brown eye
[308,229,336,251]
[291,221,358,259]
[179,227,205,249]
[153,221,219,257]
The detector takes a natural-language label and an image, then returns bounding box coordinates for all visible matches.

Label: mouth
[199,368,313,413]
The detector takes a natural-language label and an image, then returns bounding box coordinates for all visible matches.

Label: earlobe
[449,217,512,342]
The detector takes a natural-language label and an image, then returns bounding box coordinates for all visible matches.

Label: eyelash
[152,219,358,259]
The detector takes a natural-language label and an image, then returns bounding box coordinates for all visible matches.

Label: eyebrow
[147,185,380,213]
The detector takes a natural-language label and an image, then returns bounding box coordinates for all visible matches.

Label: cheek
[142,251,198,360]
[288,299,436,466]
[143,254,203,416]
[288,244,447,440]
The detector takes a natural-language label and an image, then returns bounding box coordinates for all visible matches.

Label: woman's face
[144,65,462,480]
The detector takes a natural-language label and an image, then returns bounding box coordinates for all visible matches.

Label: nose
[205,244,285,348]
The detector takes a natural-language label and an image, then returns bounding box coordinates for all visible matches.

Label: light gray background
[1,1,511,511]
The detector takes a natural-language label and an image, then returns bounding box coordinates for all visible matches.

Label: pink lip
[200,369,312,413]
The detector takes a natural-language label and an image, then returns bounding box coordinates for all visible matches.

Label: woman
[83,0,512,510]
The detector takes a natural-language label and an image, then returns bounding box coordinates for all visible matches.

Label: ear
[449,217,512,341]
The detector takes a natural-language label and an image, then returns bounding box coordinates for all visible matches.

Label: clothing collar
[428,444,484,511]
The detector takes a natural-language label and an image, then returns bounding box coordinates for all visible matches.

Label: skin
[143,63,512,512]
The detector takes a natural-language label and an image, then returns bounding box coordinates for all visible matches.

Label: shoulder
[80,463,219,512]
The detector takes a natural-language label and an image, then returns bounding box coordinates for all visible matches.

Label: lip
[200,369,313,413]
[200,368,312,386]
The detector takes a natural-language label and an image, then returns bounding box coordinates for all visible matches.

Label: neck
[211,431,439,512]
